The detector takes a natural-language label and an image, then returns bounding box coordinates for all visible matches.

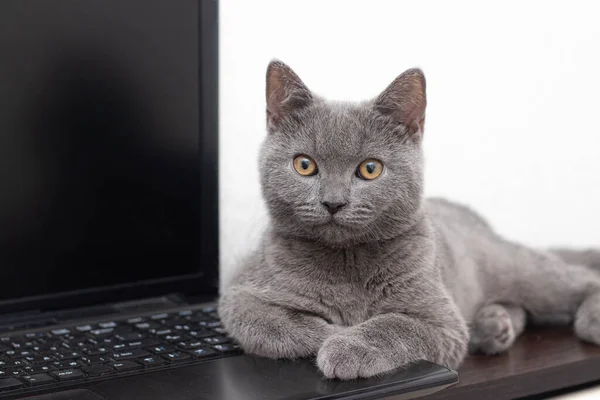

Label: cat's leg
[552,250,600,344]
[316,288,469,380]
[574,291,600,344]
[468,303,526,355]
[219,286,337,359]
[499,244,600,345]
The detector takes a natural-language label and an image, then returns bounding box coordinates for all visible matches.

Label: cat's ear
[266,60,313,130]
[374,68,427,135]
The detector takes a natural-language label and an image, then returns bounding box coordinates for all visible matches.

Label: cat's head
[260,61,426,247]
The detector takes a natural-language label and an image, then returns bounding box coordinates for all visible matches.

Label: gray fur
[219,61,600,379]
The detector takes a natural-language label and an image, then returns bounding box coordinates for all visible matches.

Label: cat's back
[425,197,492,233]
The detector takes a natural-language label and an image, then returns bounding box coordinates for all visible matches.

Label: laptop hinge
[0,294,188,332]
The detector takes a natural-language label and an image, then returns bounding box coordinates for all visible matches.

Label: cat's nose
[322,201,347,215]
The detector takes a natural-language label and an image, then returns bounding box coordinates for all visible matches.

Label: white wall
[219,0,600,286]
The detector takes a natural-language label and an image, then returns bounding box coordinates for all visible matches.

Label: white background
[219,0,600,287]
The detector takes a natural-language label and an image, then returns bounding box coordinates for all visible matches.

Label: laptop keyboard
[0,305,241,396]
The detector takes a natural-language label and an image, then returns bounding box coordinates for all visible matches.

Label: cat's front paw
[316,335,399,380]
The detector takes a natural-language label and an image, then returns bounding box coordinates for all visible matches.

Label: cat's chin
[272,212,379,247]
[307,221,374,248]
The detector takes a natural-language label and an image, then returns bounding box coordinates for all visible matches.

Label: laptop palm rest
[21,389,105,400]
[34,356,457,400]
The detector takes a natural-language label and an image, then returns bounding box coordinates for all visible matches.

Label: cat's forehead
[302,101,391,160]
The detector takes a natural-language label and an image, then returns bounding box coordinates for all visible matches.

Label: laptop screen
[0,0,218,306]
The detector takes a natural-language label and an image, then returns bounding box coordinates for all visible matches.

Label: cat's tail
[551,248,600,270]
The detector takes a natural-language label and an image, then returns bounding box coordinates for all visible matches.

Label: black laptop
[0,1,458,399]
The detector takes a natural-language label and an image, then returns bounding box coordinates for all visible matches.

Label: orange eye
[357,159,383,180]
[293,155,318,176]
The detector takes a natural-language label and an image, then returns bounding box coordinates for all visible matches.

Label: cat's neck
[264,212,435,279]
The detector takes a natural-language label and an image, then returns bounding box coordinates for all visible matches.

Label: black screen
[0,0,211,302]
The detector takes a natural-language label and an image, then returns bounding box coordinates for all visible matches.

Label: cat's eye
[293,155,318,176]
[357,159,383,180]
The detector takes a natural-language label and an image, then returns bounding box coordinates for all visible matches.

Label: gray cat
[218,60,600,380]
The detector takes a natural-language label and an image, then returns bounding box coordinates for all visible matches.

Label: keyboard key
[135,322,160,331]
[112,349,151,360]
[172,324,193,331]
[24,365,53,374]
[0,360,26,368]
[75,325,93,332]
[52,360,83,369]
[55,350,82,360]
[213,343,242,354]
[163,352,190,362]
[98,321,117,329]
[150,329,172,336]
[127,338,159,348]
[163,335,184,343]
[83,364,113,377]
[60,342,73,350]
[11,341,35,349]
[0,377,23,390]
[99,338,116,346]
[202,306,216,313]
[177,341,205,350]
[146,345,174,354]
[198,320,221,328]
[190,347,218,358]
[111,361,142,372]
[24,332,46,339]
[25,355,54,364]
[187,330,217,339]
[185,314,212,323]
[51,369,83,381]
[51,328,71,336]
[115,332,145,342]
[84,346,108,356]
[61,333,87,343]
[136,356,167,367]
[126,317,145,324]
[213,327,227,335]
[178,310,193,317]
[37,341,61,352]
[150,313,170,320]
[73,341,89,349]
[3,368,26,377]
[202,336,230,345]
[5,350,32,359]
[90,328,114,337]
[81,355,111,364]
[22,373,54,386]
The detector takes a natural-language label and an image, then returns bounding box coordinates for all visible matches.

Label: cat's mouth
[294,206,373,231]
[325,214,362,229]
[307,214,351,229]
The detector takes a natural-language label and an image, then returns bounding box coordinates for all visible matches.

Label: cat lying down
[219,60,600,380]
